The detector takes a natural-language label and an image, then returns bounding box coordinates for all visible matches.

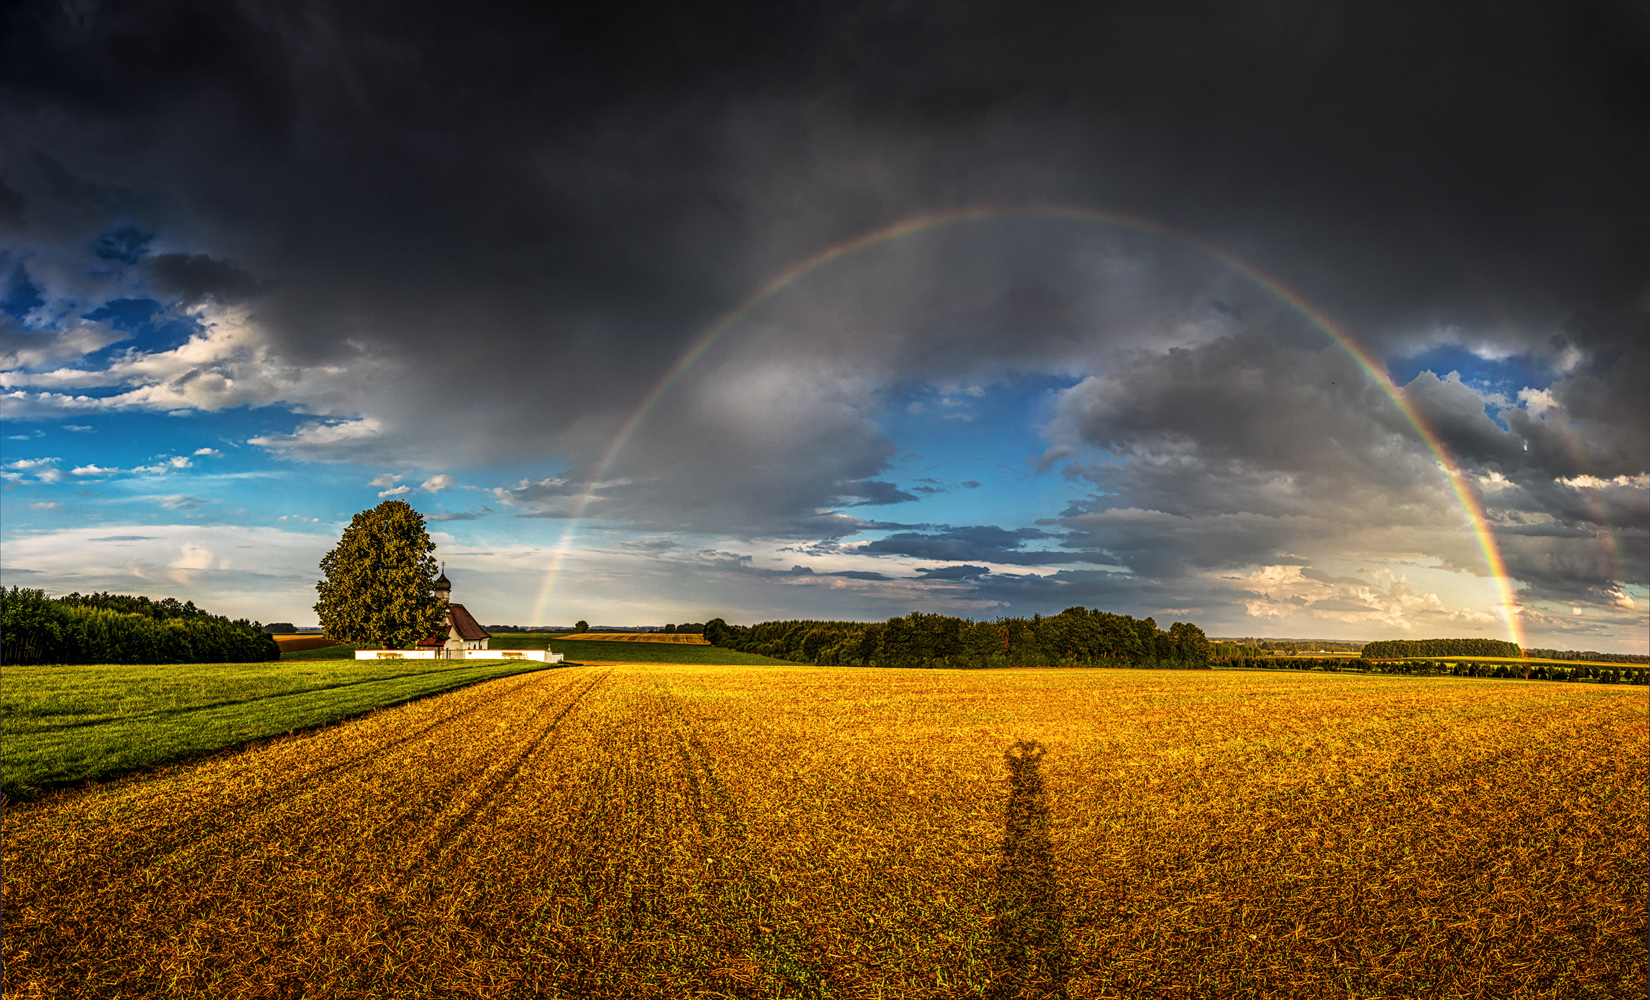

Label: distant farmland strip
[274,635,343,652]
[3,666,1643,998]
[562,632,710,644]
[548,638,788,665]
[473,633,788,664]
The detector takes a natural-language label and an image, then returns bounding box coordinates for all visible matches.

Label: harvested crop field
[564,632,711,644]
[4,666,1644,999]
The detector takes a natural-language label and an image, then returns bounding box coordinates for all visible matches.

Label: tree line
[48,591,213,621]
[1,587,279,665]
[1360,637,1523,659]
[1222,654,1647,685]
[703,606,1212,669]
[1523,647,1648,665]
[1216,638,1368,655]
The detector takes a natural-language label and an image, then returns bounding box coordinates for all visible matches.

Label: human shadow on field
[986,740,1070,1000]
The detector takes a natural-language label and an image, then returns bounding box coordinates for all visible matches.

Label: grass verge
[0,659,553,799]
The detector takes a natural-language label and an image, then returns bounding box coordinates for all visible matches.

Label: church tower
[434,569,451,606]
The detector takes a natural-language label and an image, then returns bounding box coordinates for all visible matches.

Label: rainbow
[1434,289,1630,608]
[531,205,1527,650]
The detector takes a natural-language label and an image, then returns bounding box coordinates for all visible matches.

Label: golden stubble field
[3,665,1644,999]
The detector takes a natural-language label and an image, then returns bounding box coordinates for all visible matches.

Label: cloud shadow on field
[986,739,1070,999]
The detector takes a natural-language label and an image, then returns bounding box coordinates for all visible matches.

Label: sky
[1,0,1646,651]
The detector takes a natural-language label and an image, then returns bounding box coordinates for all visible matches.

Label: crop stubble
[3,666,1644,999]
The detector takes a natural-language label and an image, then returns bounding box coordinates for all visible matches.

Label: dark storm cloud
[4,1,1641,376]
[838,480,919,507]
[94,224,151,264]
[913,564,991,581]
[692,550,891,582]
[1543,329,1650,481]
[427,508,490,522]
[1045,329,1452,516]
[2,0,1644,628]
[0,176,24,227]
[144,253,265,304]
[854,525,1096,566]
[1045,326,1646,605]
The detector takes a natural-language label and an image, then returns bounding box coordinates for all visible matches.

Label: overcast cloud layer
[2,0,1646,649]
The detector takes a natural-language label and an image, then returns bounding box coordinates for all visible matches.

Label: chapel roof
[447,602,491,642]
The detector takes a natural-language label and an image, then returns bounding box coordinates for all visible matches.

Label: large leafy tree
[315,501,446,648]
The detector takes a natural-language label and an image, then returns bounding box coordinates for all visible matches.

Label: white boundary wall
[355,649,564,663]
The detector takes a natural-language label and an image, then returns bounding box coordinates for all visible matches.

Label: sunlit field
[3,665,1643,999]
[273,635,345,653]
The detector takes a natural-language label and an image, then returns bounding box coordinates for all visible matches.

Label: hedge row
[1,587,279,665]
[705,607,1213,669]
[1360,637,1523,659]
[1222,655,1649,685]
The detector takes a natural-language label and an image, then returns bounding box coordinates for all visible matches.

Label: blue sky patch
[1387,344,1547,395]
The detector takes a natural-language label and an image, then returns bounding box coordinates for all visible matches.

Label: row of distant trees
[703,607,1212,669]
[1226,654,1647,685]
[1215,638,1368,656]
[1360,637,1524,659]
[1,587,279,665]
[1206,638,1648,663]
[1523,647,1649,664]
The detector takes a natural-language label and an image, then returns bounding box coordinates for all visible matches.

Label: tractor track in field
[7,669,582,898]
[654,681,748,845]
[405,669,612,870]
[2,668,608,994]
[648,677,836,998]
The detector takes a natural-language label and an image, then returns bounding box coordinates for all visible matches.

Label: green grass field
[0,659,557,799]
[279,642,361,659]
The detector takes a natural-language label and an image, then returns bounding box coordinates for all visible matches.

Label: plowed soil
[4,666,1644,999]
